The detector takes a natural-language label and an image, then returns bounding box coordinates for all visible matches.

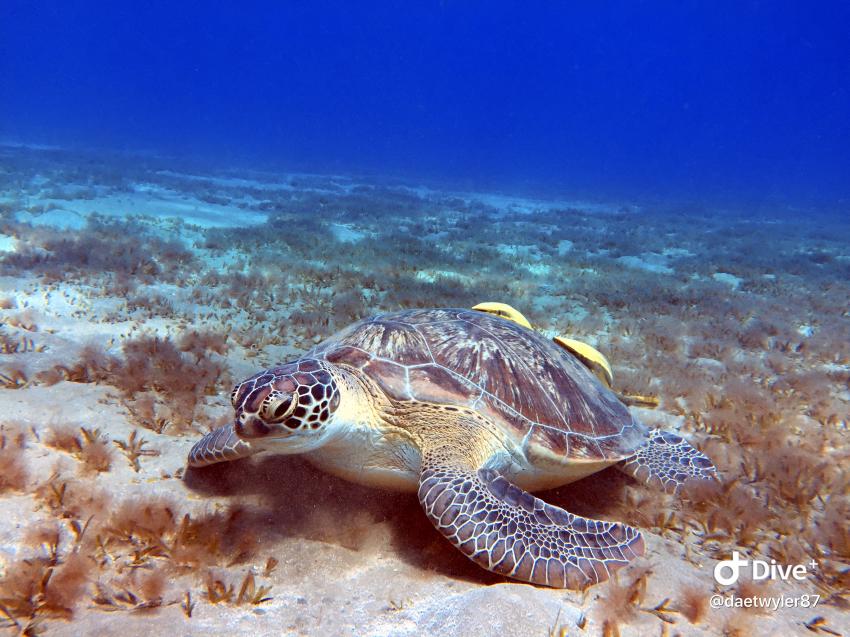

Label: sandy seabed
[0,145,848,636]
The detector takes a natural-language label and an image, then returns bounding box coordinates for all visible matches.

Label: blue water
[1,1,848,208]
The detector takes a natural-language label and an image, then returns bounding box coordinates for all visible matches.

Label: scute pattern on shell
[309,308,645,460]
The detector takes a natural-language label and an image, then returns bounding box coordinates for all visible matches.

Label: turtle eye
[263,395,295,423]
[230,386,240,408]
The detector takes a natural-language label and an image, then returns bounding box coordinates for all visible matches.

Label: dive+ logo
[713,551,817,586]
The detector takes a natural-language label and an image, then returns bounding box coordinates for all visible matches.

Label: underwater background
[2,1,850,209]
[0,2,848,636]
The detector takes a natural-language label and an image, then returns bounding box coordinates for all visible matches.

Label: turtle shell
[309,308,646,462]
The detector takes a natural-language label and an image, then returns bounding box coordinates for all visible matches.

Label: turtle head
[230,359,341,454]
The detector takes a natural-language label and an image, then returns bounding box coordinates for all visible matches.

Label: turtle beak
[234,414,273,439]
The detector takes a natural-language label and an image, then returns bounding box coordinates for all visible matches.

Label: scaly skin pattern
[410,404,644,588]
[619,429,718,495]
[187,423,253,467]
[229,358,341,439]
[418,465,644,588]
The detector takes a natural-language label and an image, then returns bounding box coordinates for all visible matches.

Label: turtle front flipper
[187,424,259,468]
[416,423,644,589]
[618,429,719,494]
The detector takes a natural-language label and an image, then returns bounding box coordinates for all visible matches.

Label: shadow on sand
[184,452,635,587]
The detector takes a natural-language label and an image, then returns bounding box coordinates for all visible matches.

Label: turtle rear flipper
[188,424,258,468]
[619,429,719,494]
[416,412,644,589]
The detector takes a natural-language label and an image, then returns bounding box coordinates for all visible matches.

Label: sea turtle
[188,307,717,588]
